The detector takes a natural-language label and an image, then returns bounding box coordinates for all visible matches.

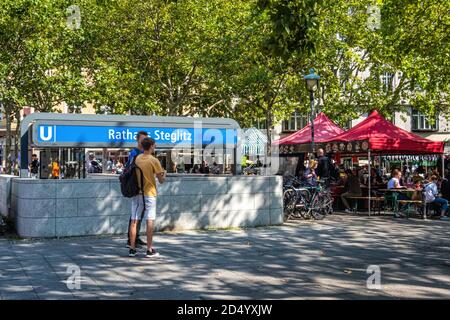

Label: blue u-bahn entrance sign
[35,124,237,147]
[20,113,241,177]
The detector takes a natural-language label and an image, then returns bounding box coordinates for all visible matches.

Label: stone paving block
[3,215,450,299]
[1,292,39,300]
[36,292,76,300]
[0,279,35,295]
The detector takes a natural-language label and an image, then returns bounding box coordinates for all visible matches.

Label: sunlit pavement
[0,213,449,299]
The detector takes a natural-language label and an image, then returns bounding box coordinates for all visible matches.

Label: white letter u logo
[40,126,53,141]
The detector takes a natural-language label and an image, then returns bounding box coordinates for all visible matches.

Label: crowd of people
[289,148,450,220]
[336,163,450,220]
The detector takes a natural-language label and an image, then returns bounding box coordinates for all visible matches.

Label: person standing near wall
[303,160,318,186]
[126,131,149,248]
[199,160,210,174]
[51,159,60,179]
[29,154,39,179]
[341,169,363,213]
[316,148,332,185]
[129,137,166,257]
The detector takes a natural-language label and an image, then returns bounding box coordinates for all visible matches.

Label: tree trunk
[14,109,21,175]
[265,108,273,157]
[5,109,12,175]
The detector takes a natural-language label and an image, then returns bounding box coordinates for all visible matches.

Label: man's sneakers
[137,239,147,246]
[440,216,450,221]
[129,247,160,258]
[146,248,160,258]
[126,238,147,248]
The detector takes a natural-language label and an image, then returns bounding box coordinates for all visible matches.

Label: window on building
[252,119,267,130]
[411,109,438,131]
[282,111,309,132]
[67,105,82,114]
[381,72,394,92]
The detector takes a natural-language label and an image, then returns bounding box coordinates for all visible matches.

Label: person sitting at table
[370,168,383,185]
[412,172,423,184]
[388,169,406,189]
[424,175,450,220]
[388,169,410,200]
[303,160,318,186]
[440,173,450,202]
[416,165,426,175]
[341,169,362,213]
[414,180,422,190]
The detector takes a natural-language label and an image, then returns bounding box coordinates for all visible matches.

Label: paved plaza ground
[0,213,449,300]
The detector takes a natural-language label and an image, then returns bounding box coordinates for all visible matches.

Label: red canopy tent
[328,110,444,216]
[272,112,344,146]
[330,110,444,154]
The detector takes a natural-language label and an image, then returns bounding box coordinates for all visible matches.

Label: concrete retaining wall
[9,175,283,238]
[0,175,15,218]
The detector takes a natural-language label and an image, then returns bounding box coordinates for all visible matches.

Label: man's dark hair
[136,131,148,140]
[141,137,156,151]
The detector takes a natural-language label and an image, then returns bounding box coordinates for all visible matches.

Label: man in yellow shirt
[129,137,166,258]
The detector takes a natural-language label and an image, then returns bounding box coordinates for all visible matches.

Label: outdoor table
[378,189,423,216]
[379,188,422,197]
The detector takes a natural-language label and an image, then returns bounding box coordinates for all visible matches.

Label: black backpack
[119,158,143,198]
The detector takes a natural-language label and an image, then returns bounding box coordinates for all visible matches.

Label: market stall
[272,112,345,175]
[325,110,445,215]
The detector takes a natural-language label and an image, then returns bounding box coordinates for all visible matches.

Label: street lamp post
[303,68,320,159]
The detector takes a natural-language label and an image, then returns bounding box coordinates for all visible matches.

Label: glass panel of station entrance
[38,148,86,179]
[32,146,234,179]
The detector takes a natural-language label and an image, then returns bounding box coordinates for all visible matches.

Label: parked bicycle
[283,174,333,221]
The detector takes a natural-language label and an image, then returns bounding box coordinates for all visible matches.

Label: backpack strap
[138,166,146,221]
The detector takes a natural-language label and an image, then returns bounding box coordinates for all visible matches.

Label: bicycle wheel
[283,188,297,221]
[322,192,334,215]
[297,189,312,219]
[310,193,327,220]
